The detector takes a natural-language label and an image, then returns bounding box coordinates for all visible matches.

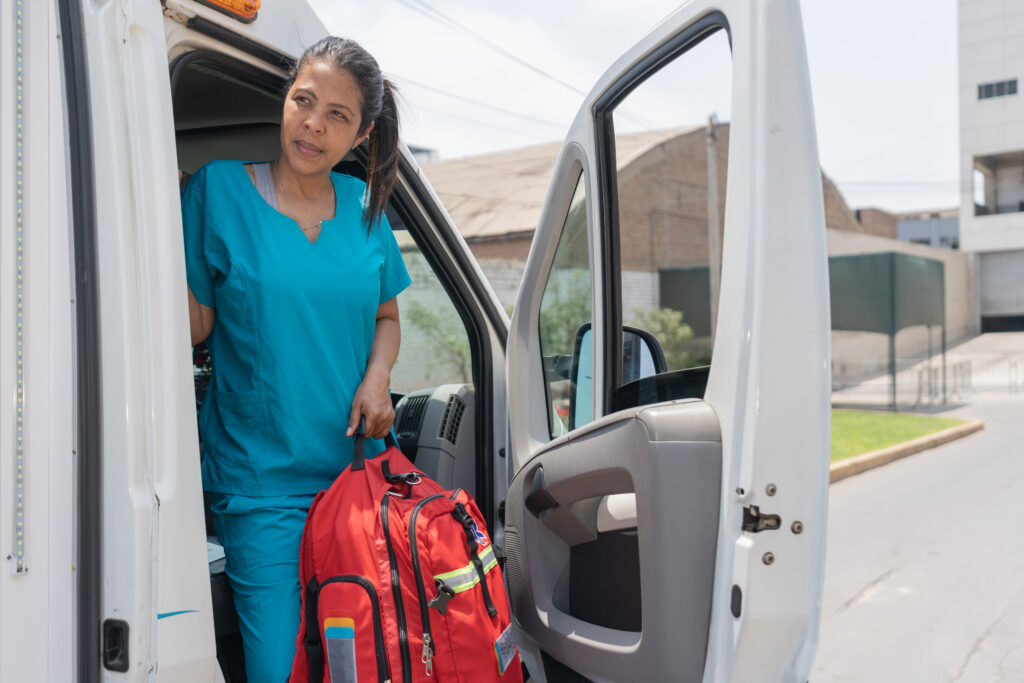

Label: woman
[182,37,410,681]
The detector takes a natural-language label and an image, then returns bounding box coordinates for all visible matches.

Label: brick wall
[855,207,900,239]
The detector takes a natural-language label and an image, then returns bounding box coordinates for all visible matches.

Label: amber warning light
[198,0,261,22]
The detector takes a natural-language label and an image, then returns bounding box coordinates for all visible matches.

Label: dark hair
[288,37,399,229]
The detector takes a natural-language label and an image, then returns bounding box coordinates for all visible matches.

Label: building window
[974,152,1024,216]
[978,78,1018,100]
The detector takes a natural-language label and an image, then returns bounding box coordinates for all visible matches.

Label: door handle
[524,466,559,518]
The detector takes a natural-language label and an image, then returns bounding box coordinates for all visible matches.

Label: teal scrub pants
[211,493,317,683]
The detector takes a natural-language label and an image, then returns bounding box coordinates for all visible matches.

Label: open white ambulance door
[504,1,830,681]
[66,0,218,678]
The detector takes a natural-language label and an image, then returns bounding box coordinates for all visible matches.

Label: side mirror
[569,324,667,429]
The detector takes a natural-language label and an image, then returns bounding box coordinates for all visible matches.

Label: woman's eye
[332,111,346,121]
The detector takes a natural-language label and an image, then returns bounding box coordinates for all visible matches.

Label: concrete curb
[829,419,985,483]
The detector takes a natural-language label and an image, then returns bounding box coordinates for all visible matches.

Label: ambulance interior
[171,50,491,680]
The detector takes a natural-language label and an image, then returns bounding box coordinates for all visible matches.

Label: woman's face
[280,60,374,176]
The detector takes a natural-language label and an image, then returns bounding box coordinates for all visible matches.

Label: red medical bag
[290,430,522,683]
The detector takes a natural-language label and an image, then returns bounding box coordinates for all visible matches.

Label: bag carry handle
[351,416,398,471]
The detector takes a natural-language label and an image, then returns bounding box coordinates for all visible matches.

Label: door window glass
[537,174,591,438]
[389,218,473,395]
[609,28,732,407]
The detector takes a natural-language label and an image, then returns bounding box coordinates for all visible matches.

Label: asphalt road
[814,391,1024,682]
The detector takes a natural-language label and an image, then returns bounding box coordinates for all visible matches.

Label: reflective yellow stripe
[434,545,497,593]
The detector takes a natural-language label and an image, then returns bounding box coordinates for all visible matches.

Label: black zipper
[409,493,446,676]
[314,574,392,683]
[452,502,498,617]
[382,495,412,683]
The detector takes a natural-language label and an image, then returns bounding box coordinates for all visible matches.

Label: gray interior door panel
[504,400,721,682]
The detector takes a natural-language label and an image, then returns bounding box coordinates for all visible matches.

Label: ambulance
[0,0,831,680]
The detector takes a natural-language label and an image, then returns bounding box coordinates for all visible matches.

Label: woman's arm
[188,286,216,347]
[348,297,401,439]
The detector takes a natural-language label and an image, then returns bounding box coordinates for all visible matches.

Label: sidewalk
[831,332,1024,412]
[826,332,1022,481]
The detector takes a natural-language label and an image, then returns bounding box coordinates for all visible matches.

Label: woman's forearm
[365,313,400,382]
[347,298,401,438]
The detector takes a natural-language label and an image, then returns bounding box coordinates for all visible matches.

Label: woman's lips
[294,140,322,157]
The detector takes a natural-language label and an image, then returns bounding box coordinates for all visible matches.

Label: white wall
[979,249,1024,315]
[958,1,1024,260]
[994,161,1024,213]
[476,259,525,311]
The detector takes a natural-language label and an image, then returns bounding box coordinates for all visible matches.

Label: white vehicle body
[0,0,830,681]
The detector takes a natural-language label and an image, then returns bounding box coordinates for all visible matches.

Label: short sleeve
[378,215,412,304]
[181,165,217,308]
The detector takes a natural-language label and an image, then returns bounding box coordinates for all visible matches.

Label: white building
[898,208,960,249]
[959,0,1024,331]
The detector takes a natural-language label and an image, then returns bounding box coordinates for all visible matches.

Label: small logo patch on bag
[494,623,517,675]
[470,519,489,547]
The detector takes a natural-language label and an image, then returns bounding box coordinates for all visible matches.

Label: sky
[307,0,960,214]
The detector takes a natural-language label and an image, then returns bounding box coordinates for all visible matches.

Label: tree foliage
[627,307,695,370]
[405,300,471,382]
[539,269,592,356]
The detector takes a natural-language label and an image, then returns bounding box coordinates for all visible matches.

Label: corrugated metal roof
[421,128,698,239]
[421,126,862,239]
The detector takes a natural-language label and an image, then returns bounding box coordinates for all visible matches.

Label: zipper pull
[422,633,434,676]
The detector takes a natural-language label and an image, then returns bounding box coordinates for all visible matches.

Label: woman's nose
[304,111,325,133]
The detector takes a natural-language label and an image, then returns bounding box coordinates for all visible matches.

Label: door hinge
[741,505,781,533]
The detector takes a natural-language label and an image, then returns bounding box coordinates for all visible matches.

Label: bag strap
[351,416,398,471]
[304,576,324,683]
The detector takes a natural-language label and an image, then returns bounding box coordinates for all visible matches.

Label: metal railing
[832,355,1024,409]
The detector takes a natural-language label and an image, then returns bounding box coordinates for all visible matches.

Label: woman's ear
[359,121,376,146]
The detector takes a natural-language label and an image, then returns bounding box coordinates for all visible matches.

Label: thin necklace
[272,161,336,232]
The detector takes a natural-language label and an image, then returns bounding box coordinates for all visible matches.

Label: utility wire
[396,75,568,130]
[833,118,958,171]
[394,0,587,96]
[413,104,556,143]
[392,0,664,130]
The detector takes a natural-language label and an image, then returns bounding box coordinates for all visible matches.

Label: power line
[396,75,568,130]
[834,118,959,171]
[394,0,587,96]
[412,104,557,143]
[391,0,664,130]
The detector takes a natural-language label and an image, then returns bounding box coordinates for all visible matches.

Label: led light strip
[13,0,26,575]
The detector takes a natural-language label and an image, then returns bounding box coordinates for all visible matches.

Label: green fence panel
[658,266,712,337]
[661,252,943,337]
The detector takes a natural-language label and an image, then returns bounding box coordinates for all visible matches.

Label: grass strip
[831,409,965,463]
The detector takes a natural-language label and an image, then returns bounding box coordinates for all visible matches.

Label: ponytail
[288,37,401,231]
[363,79,399,230]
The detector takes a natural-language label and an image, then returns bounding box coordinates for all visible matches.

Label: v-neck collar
[237,160,339,246]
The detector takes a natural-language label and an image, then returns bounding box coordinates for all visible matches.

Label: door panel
[505,402,721,681]
[76,0,219,677]
[507,1,829,680]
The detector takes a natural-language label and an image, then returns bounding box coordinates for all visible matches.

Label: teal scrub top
[182,160,411,495]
